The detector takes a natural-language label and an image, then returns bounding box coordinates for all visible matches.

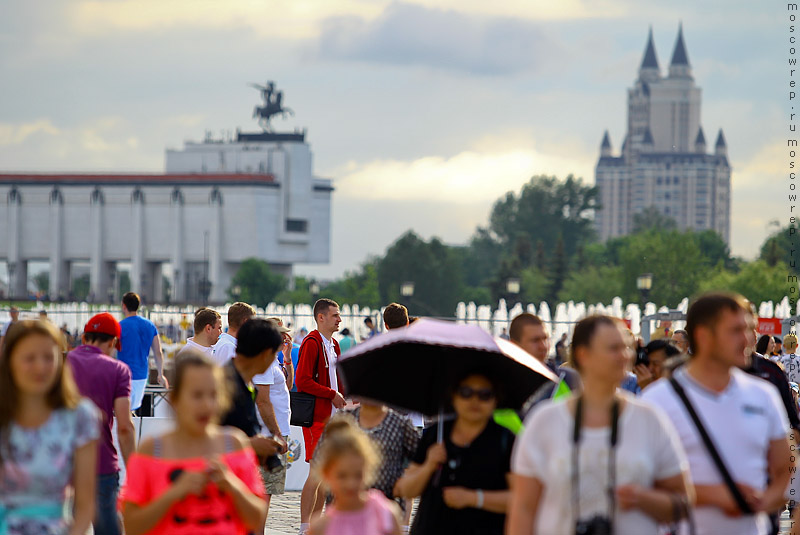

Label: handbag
[290,336,324,428]
[669,376,753,516]
[290,391,316,427]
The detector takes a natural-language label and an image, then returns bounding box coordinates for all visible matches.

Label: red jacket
[295,330,341,424]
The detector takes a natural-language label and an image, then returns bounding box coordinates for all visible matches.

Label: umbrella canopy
[337,318,559,417]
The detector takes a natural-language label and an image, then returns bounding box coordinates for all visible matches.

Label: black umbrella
[337,318,559,418]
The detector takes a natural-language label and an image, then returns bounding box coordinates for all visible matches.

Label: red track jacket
[295,330,341,424]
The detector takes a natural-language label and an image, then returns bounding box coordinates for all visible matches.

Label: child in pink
[310,416,401,535]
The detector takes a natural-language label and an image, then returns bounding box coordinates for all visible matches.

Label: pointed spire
[715,129,726,148]
[642,128,654,145]
[601,130,612,157]
[640,26,660,70]
[695,126,706,146]
[670,22,690,66]
[695,127,706,154]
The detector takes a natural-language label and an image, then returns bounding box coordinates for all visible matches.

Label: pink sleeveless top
[119,447,263,535]
[323,489,397,535]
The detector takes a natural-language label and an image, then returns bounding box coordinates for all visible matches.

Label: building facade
[0,130,332,304]
[595,25,731,244]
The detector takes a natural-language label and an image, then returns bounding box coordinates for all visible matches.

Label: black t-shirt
[410,419,514,535]
[219,360,260,437]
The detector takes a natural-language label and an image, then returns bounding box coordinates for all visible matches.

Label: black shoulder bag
[290,336,323,428]
[669,376,754,516]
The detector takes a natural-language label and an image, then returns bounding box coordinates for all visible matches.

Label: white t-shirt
[253,359,291,436]
[320,333,339,415]
[177,337,214,357]
[512,394,688,535]
[778,353,800,384]
[212,332,237,366]
[641,367,790,535]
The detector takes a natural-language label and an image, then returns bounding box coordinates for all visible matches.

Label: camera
[264,454,283,473]
[575,516,612,535]
[635,346,649,367]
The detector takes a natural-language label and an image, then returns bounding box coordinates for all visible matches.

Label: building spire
[601,130,612,156]
[668,22,692,78]
[640,26,660,70]
[715,128,727,155]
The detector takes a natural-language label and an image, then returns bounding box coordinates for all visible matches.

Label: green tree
[760,225,798,275]
[72,274,90,302]
[323,260,382,308]
[229,258,287,305]
[33,271,49,295]
[546,235,567,305]
[520,266,549,305]
[631,208,678,233]
[377,231,464,316]
[273,276,314,305]
[698,260,791,305]
[557,265,625,304]
[488,174,597,261]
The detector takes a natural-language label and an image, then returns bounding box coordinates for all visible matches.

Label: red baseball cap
[85,312,122,351]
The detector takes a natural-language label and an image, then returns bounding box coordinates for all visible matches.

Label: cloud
[315,2,561,75]
[0,120,60,146]
[334,136,595,205]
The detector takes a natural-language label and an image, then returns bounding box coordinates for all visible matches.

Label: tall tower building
[595,25,731,243]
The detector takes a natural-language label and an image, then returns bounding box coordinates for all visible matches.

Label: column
[170,188,186,302]
[7,187,21,298]
[130,188,145,298]
[89,187,107,302]
[49,188,67,300]
[209,188,225,303]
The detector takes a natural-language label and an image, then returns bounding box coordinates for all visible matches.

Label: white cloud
[0,119,60,146]
[334,136,596,205]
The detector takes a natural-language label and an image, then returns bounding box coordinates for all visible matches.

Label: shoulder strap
[668,377,753,515]
[299,334,323,381]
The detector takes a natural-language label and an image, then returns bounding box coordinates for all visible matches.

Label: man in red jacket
[297,298,345,534]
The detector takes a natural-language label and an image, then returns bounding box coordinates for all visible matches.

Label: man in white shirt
[177,307,221,357]
[642,292,792,535]
[254,320,293,521]
[212,302,255,366]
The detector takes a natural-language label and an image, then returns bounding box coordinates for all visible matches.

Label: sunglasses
[456,386,495,401]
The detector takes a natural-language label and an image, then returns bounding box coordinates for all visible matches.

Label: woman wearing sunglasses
[507,315,694,535]
[394,371,513,535]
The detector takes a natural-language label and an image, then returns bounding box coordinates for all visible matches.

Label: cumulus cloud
[0,120,60,146]
[315,2,561,75]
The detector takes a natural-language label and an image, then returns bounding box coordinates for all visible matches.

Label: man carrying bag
[294,298,346,535]
[643,293,792,535]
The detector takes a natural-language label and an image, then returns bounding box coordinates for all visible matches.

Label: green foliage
[32,271,49,294]
[376,231,463,316]
[631,208,678,234]
[229,258,287,306]
[760,225,798,275]
[698,260,792,305]
[520,266,549,305]
[273,276,313,306]
[557,265,625,305]
[72,274,90,301]
[322,261,381,308]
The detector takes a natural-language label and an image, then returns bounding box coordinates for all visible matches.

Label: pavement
[265,491,302,535]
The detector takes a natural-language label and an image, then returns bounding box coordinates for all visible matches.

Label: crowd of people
[0,290,798,535]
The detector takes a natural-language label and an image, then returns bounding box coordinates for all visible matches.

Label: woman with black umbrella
[394,371,513,535]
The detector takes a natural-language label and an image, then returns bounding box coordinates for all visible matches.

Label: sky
[0,0,786,280]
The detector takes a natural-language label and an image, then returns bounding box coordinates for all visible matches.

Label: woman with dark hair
[120,351,267,535]
[0,320,99,535]
[756,334,775,358]
[394,371,513,535]
[507,315,694,535]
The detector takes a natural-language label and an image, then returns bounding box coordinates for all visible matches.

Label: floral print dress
[0,399,99,535]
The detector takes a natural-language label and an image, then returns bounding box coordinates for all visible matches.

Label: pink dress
[322,489,397,535]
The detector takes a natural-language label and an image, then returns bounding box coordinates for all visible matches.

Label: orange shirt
[120,448,263,534]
